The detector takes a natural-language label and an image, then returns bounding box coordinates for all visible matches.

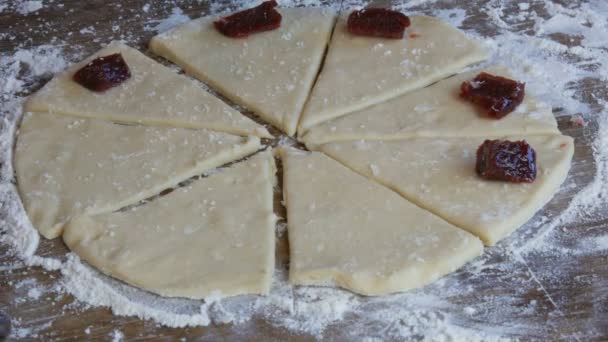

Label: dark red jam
[347,8,411,39]
[72,53,131,92]
[460,72,525,119]
[214,1,282,38]
[476,139,536,183]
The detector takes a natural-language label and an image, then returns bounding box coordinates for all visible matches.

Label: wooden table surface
[1,0,607,341]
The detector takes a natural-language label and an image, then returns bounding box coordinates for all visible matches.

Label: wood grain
[1,0,607,341]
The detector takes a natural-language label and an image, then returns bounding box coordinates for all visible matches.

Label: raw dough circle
[15,7,573,299]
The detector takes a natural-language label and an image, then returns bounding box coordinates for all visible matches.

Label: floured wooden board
[1,1,607,341]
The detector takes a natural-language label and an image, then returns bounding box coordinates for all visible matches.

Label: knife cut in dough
[150,8,336,136]
[298,15,488,133]
[302,66,559,149]
[25,41,270,138]
[15,112,261,239]
[279,148,483,296]
[63,149,277,299]
[320,135,574,245]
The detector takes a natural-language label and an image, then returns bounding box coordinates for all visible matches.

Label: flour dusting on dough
[2,1,607,340]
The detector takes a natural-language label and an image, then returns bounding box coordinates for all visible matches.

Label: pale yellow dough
[63,150,277,299]
[302,66,559,148]
[150,8,336,136]
[25,41,270,138]
[280,148,483,296]
[321,135,574,245]
[15,112,260,239]
[298,15,487,133]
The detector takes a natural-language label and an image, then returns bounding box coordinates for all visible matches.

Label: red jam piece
[73,53,131,92]
[214,1,282,38]
[476,139,536,183]
[347,8,411,39]
[460,72,525,119]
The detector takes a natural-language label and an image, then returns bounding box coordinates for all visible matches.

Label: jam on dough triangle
[15,112,261,240]
[279,148,483,296]
[24,41,270,138]
[320,135,574,245]
[63,150,277,299]
[150,8,336,136]
[302,65,559,149]
[298,15,488,134]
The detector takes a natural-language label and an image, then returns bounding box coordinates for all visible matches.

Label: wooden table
[1,0,606,340]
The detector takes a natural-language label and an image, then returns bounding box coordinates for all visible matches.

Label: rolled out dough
[15,6,574,301]
[320,135,574,245]
[280,148,483,296]
[298,15,487,133]
[25,41,270,138]
[302,65,559,148]
[15,112,260,239]
[150,8,336,136]
[63,150,277,299]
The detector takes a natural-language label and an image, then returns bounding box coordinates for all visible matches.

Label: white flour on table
[144,7,191,33]
[15,1,43,15]
[2,0,607,340]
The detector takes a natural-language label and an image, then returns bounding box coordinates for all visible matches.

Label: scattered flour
[276,134,298,148]
[275,221,288,238]
[144,7,190,33]
[578,234,608,254]
[15,1,43,15]
[10,321,52,339]
[2,1,608,341]
[110,329,124,342]
[26,287,42,300]
[433,8,468,28]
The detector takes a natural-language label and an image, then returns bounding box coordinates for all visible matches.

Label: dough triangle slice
[63,150,277,299]
[15,112,261,239]
[150,8,336,136]
[320,135,574,245]
[298,15,488,133]
[25,41,270,138]
[302,65,559,148]
[280,148,483,296]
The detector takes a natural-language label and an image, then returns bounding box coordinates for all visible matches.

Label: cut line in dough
[150,8,337,136]
[320,135,574,245]
[280,148,483,295]
[15,112,261,239]
[302,65,559,149]
[298,15,488,134]
[63,149,277,299]
[25,41,271,138]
